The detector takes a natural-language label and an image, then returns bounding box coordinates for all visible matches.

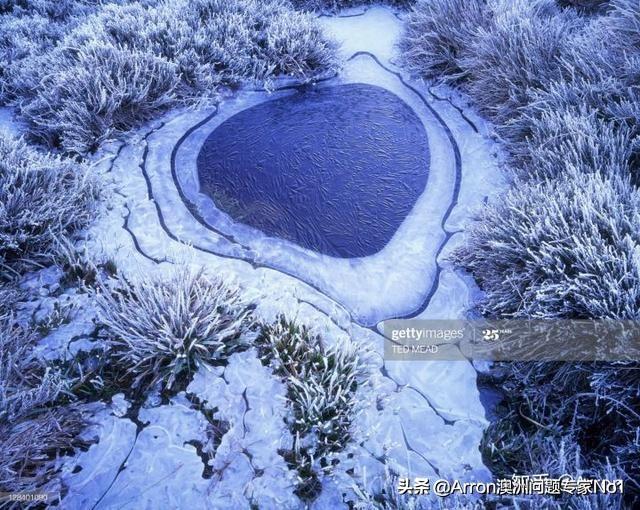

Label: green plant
[258,317,366,501]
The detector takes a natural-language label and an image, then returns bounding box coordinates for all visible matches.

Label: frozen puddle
[167,39,475,326]
[60,6,505,509]
[196,83,429,258]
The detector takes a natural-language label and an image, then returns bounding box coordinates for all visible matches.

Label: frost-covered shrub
[400,0,490,84]
[558,0,610,13]
[20,45,180,153]
[0,282,22,321]
[0,1,126,102]
[512,107,636,181]
[291,0,412,11]
[460,0,580,125]
[62,0,336,88]
[0,318,86,502]
[402,0,640,318]
[501,75,626,157]
[258,317,365,501]
[448,1,640,319]
[400,0,582,122]
[483,361,637,507]
[96,267,254,392]
[0,134,96,276]
[607,0,640,48]
[0,15,63,101]
[0,0,110,18]
[454,172,640,319]
[8,0,337,154]
[403,0,640,502]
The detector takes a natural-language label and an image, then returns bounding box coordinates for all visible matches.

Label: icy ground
[20,6,504,509]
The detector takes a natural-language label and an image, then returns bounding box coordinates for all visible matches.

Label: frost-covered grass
[0,0,126,101]
[0,110,95,503]
[399,0,489,83]
[456,172,640,320]
[96,267,255,392]
[402,0,640,504]
[0,134,96,277]
[1,0,338,154]
[52,237,111,289]
[482,362,637,503]
[258,317,366,501]
[460,2,581,127]
[292,0,412,11]
[0,318,86,504]
[0,282,22,321]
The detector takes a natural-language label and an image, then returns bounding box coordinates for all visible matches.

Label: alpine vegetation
[0,318,86,503]
[402,0,640,503]
[1,0,338,154]
[291,0,413,11]
[95,267,255,392]
[399,0,489,83]
[0,282,21,320]
[456,172,640,320]
[0,0,125,101]
[483,361,635,509]
[257,317,366,501]
[0,133,95,277]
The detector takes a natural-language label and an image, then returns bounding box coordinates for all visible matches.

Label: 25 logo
[482,329,500,342]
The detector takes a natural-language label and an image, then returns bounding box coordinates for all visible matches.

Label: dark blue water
[197,83,429,258]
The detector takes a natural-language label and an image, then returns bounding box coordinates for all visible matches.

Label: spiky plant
[95,267,254,392]
[258,317,366,501]
[0,318,86,504]
[5,0,337,154]
[400,0,489,84]
[0,134,96,276]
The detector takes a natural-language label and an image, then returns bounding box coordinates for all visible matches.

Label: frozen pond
[196,84,430,258]
[167,51,484,325]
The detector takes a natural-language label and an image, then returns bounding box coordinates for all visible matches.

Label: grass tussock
[291,0,412,12]
[484,363,638,495]
[257,317,366,502]
[1,0,338,154]
[0,0,125,101]
[0,134,96,277]
[402,0,640,506]
[456,172,640,320]
[95,267,255,392]
[460,1,581,127]
[0,318,87,504]
[399,0,489,83]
